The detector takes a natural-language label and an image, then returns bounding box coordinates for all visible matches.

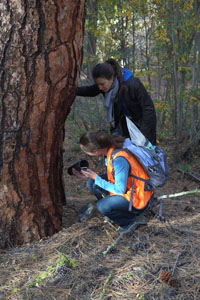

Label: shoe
[118,214,148,233]
[78,203,94,222]
[104,216,115,224]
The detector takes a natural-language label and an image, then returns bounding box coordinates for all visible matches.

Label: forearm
[95,176,124,194]
[135,79,157,133]
[140,105,157,133]
[95,157,129,194]
[77,85,102,97]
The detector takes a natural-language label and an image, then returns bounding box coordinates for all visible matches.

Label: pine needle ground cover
[0,137,199,300]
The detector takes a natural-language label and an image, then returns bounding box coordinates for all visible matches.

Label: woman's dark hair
[92,58,123,102]
[79,130,125,153]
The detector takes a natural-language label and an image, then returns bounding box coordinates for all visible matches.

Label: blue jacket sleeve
[95,157,130,194]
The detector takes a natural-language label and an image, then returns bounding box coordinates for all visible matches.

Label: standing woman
[77,58,157,145]
[73,130,154,231]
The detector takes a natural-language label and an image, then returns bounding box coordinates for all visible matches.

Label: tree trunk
[191,0,200,141]
[86,0,97,80]
[169,0,179,141]
[0,0,85,248]
[132,14,136,72]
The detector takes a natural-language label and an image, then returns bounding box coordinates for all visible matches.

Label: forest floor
[0,133,200,300]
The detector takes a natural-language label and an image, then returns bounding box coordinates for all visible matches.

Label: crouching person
[73,130,154,231]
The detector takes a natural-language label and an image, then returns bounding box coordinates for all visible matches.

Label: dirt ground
[0,135,200,300]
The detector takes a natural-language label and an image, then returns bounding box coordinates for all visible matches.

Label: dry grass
[1,192,199,300]
[0,137,200,300]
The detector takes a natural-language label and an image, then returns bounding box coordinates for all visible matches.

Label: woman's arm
[136,79,157,144]
[77,84,102,97]
[128,78,157,143]
[95,157,130,194]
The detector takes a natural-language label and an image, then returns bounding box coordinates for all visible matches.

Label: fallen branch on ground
[157,189,200,200]
[102,189,200,256]
[172,244,187,276]
[177,168,200,182]
[102,221,146,256]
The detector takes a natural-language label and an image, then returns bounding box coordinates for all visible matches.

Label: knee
[86,178,95,191]
[96,199,109,216]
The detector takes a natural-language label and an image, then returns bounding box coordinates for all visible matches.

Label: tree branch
[157,189,200,200]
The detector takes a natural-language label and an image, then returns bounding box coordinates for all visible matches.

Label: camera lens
[67,159,89,175]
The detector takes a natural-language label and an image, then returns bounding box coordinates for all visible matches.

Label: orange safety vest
[107,147,153,210]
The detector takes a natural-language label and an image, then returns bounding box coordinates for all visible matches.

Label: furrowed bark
[0,0,85,248]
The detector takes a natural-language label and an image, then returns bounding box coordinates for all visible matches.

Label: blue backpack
[123,138,170,189]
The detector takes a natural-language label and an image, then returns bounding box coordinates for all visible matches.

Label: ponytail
[106,58,122,87]
[106,58,123,103]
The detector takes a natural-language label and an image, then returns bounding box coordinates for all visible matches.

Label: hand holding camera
[72,168,88,180]
[81,168,98,180]
[68,159,89,175]
[68,159,97,180]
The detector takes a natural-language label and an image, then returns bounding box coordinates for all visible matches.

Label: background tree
[85,0,97,79]
[76,0,199,156]
[0,0,85,248]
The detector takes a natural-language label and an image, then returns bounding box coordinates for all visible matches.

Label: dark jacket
[77,69,157,144]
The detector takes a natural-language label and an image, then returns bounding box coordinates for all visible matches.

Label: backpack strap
[128,176,135,211]
[128,174,148,211]
[110,148,131,175]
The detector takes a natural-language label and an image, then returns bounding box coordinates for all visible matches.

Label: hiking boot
[78,203,94,222]
[118,214,148,233]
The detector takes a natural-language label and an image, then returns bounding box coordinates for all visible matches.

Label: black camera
[68,159,89,176]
